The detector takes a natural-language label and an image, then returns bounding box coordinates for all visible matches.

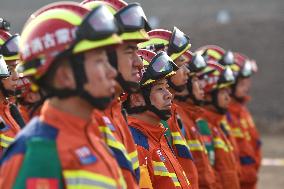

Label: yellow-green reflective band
[138,38,169,49]
[22,9,82,41]
[129,151,139,170]
[63,170,117,189]
[142,71,176,86]
[171,132,188,146]
[169,173,181,187]
[187,140,204,151]
[170,43,191,61]
[120,30,149,42]
[99,126,132,162]
[73,34,122,54]
[213,137,229,152]
[4,54,19,61]
[207,49,222,60]
[0,134,14,148]
[231,128,244,138]
[0,38,5,45]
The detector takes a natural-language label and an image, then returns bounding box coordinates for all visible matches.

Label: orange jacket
[229,100,260,189]
[242,105,261,172]
[201,107,240,189]
[175,100,218,189]
[102,97,140,188]
[0,101,126,189]
[167,103,199,189]
[128,116,191,189]
[18,104,30,123]
[0,101,21,156]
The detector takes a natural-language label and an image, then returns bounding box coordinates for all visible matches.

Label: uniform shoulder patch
[129,126,149,150]
[74,146,97,165]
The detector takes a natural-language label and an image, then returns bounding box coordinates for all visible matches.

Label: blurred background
[1,0,284,188]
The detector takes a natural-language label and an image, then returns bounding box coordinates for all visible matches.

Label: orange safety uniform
[241,102,262,172]
[175,100,218,189]
[167,103,199,189]
[18,104,30,124]
[228,99,260,189]
[101,96,140,188]
[0,101,21,156]
[201,107,240,189]
[128,116,191,189]
[0,101,126,189]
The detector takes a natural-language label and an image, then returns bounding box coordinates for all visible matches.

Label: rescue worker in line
[0,2,128,188]
[137,28,199,189]
[198,61,240,189]
[81,0,150,187]
[15,76,42,122]
[227,52,261,189]
[173,51,219,189]
[0,19,24,155]
[126,49,191,189]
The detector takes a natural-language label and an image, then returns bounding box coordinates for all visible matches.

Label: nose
[107,62,117,79]
[164,88,173,101]
[11,69,19,81]
[184,66,190,75]
[133,53,143,69]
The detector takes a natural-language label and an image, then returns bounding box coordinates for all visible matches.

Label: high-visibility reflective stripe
[63,170,118,189]
[213,138,229,152]
[244,131,251,141]
[231,128,244,138]
[169,173,181,187]
[153,161,182,187]
[99,126,131,162]
[129,151,139,170]
[0,134,14,148]
[187,140,204,151]
[171,132,188,146]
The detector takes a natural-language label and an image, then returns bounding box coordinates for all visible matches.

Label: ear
[54,63,75,90]
[130,93,146,107]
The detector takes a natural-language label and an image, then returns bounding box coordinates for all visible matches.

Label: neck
[49,96,94,120]
[131,111,161,126]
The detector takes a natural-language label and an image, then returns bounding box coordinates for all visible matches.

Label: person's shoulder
[129,126,149,151]
[1,117,59,164]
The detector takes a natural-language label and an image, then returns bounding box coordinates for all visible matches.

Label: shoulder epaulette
[129,126,149,150]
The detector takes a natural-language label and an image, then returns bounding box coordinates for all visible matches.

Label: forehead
[153,78,167,86]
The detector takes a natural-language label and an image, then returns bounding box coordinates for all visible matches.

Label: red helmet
[232,52,257,78]
[199,60,235,94]
[16,1,121,79]
[81,0,150,42]
[195,45,225,62]
[138,27,191,61]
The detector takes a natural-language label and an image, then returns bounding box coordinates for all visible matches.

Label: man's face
[192,76,204,101]
[170,55,189,87]
[83,49,117,98]
[149,79,172,111]
[217,88,231,109]
[2,64,19,93]
[116,42,143,83]
[235,77,251,98]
